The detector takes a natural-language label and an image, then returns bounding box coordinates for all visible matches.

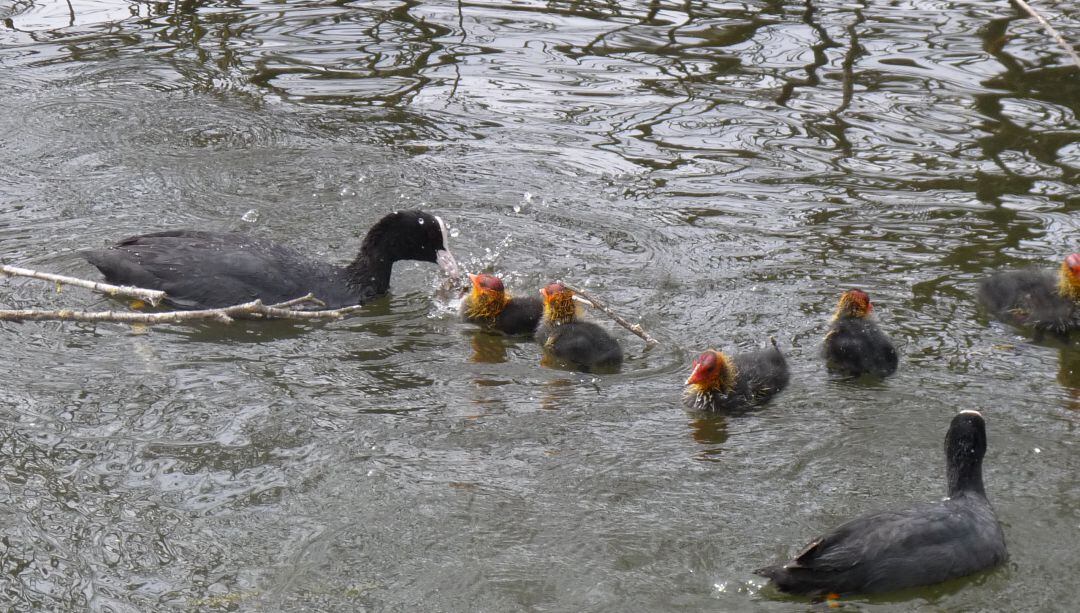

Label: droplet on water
[241,209,259,223]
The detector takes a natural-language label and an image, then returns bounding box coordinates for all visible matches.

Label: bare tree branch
[0,298,365,324]
[267,293,327,309]
[1012,0,1080,69]
[0,266,364,324]
[1,264,167,306]
[560,281,660,348]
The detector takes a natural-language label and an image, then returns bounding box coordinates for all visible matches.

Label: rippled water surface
[2,0,1079,610]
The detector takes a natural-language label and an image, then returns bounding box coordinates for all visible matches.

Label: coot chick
[755,410,1006,597]
[823,289,898,377]
[534,282,622,372]
[460,273,542,336]
[978,253,1080,338]
[82,210,457,309]
[682,339,789,412]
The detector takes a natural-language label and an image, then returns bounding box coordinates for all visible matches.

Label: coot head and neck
[945,410,988,499]
[833,289,873,321]
[540,282,578,325]
[685,350,737,395]
[464,273,510,320]
[1058,253,1080,302]
[346,210,456,297]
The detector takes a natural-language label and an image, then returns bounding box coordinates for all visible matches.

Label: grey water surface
[1,0,1078,611]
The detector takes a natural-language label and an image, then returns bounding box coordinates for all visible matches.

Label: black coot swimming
[978,253,1080,338]
[460,273,543,336]
[82,210,457,309]
[534,282,622,372]
[755,410,1007,597]
[682,339,789,412]
[823,289,898,377]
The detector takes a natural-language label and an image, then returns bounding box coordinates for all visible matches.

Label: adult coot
[682,339,789,412]
[82,210,457,309]
[534,282,622,372]
[460,273,543,336]
[978,253,1080,338]
[755,410,1007,596]
[823,289,898,377]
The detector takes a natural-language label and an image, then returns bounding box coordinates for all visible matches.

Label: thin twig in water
[267,293,327,310]
[1011,0,1080,69]
[559,281,660,348]
[1,264,167,306]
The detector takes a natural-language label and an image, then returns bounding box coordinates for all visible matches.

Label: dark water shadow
[688,413,729,460]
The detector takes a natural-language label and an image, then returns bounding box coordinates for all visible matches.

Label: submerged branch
[1011,0,1080,69]
[561,281,660,348]
[1,264,168,306]
[0,265,365,324]
[0,297,366,324]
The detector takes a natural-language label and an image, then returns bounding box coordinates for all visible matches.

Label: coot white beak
[433,216,460,279]
[436,249,459,278]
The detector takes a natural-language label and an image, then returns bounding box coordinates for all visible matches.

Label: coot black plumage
[977,253,1080,337]
[82,210,457,309]
[682,339,789,412]
[534,282,622,372]
[755,410,1007,597]
[460,273,543,336]
[823,289,898,377]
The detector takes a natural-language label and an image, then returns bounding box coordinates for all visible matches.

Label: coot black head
[352,210,453,273]
[833,289,873,320]
[945,409,987,497]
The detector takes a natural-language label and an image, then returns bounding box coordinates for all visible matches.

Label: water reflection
[688,414,729,456]
[468,330,510,364]
[1058,345,1080,411]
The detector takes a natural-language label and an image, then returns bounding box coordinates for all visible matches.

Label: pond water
[1,0,1078,610]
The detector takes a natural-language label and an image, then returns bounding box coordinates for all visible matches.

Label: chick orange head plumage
[1060,254,1080,301]
[463,273,509,320]
[685,350,737,393]
[540,282,577,324]
[833,289,873,321]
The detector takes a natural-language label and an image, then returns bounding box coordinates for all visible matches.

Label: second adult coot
[82,210,458,309]
[755,410,1007,596]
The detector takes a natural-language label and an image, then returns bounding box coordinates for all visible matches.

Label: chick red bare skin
[460,273,542,337]
[978,253,1080,339]
[823,289,898,378]
[682,341,789,412]
[534,282,622,373]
